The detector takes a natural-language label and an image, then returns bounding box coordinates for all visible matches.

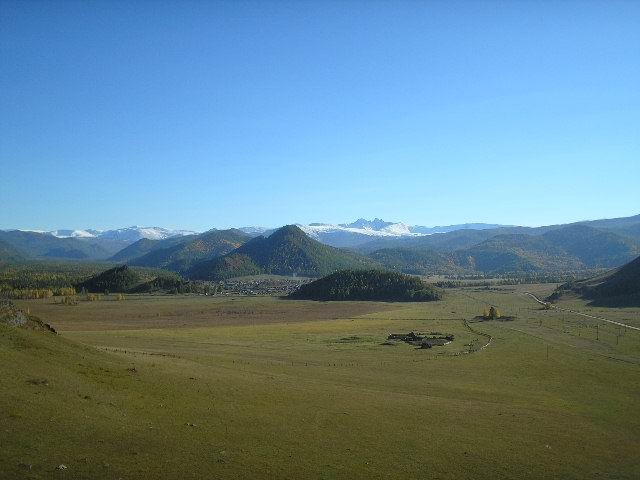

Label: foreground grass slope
[3,288,639,479]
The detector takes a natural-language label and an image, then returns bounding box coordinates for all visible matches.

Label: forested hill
[188,225,379,281]
[75,265,146,293]
[289,269,442,302]
[123,229,250,274]
[75,265,181,294]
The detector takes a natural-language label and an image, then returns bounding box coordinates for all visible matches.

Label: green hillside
[368,248,464,275]
[550,255,640,306]
[189,225,379,280]
[126,229,249,273]
[75,265,144,293]
[289,269,442,301]
[75,265,181,293]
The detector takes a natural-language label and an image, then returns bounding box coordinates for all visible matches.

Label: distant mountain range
[189,225,377,281]
[27,226,197,242]
[115,229,250,274]
[237,219,508,248]
[363,223,640,275]
[297,219,507,248]
[1,219,510,260]
[2,214,639,278]
[0,226,199,261]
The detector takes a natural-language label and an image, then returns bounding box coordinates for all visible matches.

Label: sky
[1,0,639,231]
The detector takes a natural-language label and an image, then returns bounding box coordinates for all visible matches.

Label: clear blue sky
[1,0,639,231]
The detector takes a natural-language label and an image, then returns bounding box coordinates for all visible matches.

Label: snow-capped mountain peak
[379,222,412,236]
[339,218,395,230]
[301,219,416,238]
[47,229,99,238]
[296,218,423,247]
[98,226,199,241]
[43,226,198,241]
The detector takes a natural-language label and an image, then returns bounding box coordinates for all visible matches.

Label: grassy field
[2,286,639,479]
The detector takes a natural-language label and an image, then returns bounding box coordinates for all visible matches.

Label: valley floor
[2,286,639,479]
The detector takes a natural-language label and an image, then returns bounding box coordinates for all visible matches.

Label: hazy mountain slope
[542,225,640,268]
[0,230,111,260]
[0,239,24,263]
[83,238,136,258]
[128,229,250,273]
[188,225,380,280]
[109,235,196,262]
[356,229,502,254]
[15,227,199,258]
[614,223,640,242]
[109,238,162,262]
[409,222,509,234]
[575,213,640,231]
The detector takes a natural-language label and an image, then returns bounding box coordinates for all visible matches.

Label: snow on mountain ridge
[380,223,413,235]
[20,219,506,246]
[47,229,97,238]
[340,218,395,230]
[299,221,422,239]
[43,227,198,241]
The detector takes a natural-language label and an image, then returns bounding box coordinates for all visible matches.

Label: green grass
[2,287,639,479]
